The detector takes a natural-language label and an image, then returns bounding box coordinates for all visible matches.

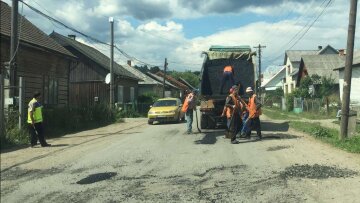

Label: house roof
[0,2,74,58]
[146,72,179,89]
[317,44,339,55]
[178,77,195,90]
[262,66,286,88]
[334,52,360,70]
[298,54,345,84]
[155,72,188,90]
[284,50,318,64]
[50,32,140,81]
[123,64,161,85]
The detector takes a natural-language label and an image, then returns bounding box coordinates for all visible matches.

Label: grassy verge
[290,121,360,153]
[263,107,336,120]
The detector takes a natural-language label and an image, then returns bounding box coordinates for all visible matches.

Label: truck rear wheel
[200,114,208,129]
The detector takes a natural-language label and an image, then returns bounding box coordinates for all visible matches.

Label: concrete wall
[338,65,360,105]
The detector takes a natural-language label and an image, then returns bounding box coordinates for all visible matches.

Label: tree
[319,76,335,115]
[169,70,200,88]
[134,65,149,73]
[150,66,160,73]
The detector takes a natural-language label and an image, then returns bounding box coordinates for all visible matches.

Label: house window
[44,76,58,105]
[130,87,135,102]
[117,85,124,104]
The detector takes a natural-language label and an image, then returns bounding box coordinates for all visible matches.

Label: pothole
[76,172,117,185]
[267,145,291,151]
[280,164,358,179]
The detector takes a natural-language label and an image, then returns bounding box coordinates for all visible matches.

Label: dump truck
[199,45,257,129]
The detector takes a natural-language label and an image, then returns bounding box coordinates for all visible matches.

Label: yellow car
[148,98,184,125]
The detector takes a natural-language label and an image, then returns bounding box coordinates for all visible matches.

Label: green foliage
[134,65,149,73]
[2,110,29,147]
[290,121,360,153]
[319,76,335,98]
[150,66,160,73]
[286,93,295,111]
[169,70,200,88]
[137,92,159,103]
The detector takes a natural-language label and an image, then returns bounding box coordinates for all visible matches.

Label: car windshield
[153,100,177,107]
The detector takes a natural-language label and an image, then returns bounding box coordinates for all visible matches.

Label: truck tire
[200,114,208,129]
[207,116,216,129]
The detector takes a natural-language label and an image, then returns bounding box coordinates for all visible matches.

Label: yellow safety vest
[27,98,43,123]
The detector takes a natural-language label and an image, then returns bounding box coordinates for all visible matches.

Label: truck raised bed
[199,45,257,129]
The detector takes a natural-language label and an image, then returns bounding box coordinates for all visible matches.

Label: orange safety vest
[224,94,242,119]
[248,94,262,118]
[224,65,233,73]
[181,93,194,113]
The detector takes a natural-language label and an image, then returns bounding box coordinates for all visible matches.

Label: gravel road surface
[1,116,360,202]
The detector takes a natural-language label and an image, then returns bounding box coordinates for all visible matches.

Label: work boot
[231,140,239,144]
[41,143,51,147]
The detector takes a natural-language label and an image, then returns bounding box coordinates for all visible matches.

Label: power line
[264,0,333,64]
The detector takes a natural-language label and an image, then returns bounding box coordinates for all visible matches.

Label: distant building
[50,32,141,106]
[262,66,286,91]
[282,45,339,94]
[334,52,360,106]
[0,2,75,107]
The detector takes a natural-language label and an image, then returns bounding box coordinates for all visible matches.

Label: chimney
[318,45,323,50]
[338,49,345,56]
[68,34,76,40]
[127,60,132,67]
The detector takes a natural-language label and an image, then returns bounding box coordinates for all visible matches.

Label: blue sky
[2,0,359,76]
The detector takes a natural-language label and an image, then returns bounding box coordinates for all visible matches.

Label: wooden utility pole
[10,0,19,98]
[340,0,357,139]
[109,17,114,107]
[253,44,266,96]
[0,72,4,137]
[162,58,168,98]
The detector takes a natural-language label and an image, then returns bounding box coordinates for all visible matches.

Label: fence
[115,102,152,115]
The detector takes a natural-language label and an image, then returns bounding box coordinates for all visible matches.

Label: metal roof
[146,72,179,89]
[285,50,318,63]
[50,32,140,81]
[334,52,360,70]
[124,64,161,85]
[0,2,75,58]
[300,54,345,83]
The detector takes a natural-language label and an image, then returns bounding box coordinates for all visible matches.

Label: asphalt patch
[280,164,358,179]
[76,172,117,185]
[267,145,291,151]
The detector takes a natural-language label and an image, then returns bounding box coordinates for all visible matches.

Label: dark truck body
[199,45,256,129]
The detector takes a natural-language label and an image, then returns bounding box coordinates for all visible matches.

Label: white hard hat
[245,87,253,93]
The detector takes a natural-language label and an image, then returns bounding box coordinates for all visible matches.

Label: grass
[290,121,360,153]
[263,107,336,120]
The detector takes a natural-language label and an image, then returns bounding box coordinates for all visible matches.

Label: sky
[2,0,360,76]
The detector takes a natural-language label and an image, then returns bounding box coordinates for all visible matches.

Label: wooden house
[50,32,141,106]
[0,2,75,107]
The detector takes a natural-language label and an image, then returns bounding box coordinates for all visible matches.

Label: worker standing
[182,90,197,134]
[219,62,235,94]
[244,87,262,140]
[221,85,242,144]
[27,91,51,147]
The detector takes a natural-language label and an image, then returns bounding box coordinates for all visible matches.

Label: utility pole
[10,0,19,98]
[340,0,357,139]
[109,17,114,107]
[0,72,4,137]
[162,58,167,98]
[253,44,266,96]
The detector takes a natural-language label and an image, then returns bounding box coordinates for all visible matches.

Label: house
[0,2,75,107]
[145,72,180,98]
[262,66,286,91]
[334,52,360,106]
[50,32,141,106]
[282,45,339,94]
[178,77,196,90]
[123,62,165,98]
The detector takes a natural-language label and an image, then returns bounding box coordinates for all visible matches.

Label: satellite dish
[105,73,111,84]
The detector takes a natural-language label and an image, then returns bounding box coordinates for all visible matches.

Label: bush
[286,93,294,112]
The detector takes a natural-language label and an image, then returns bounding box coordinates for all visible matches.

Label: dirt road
[1,116,360,202]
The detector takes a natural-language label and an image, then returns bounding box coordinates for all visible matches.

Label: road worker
[244,87,262,140]
[221,85,243,144]
[182,89,197,134]
[27,91,51,147]
[219,62,235,94]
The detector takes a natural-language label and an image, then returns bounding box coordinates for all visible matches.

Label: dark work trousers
[230,113,241,142]
[220,71,235,94]
[246,117,262,138]
[28,122,47,146]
